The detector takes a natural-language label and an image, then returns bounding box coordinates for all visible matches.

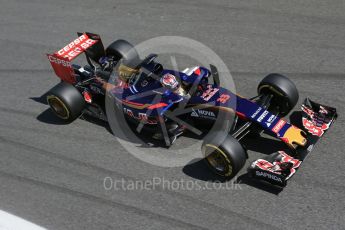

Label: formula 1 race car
[46,32,337,187]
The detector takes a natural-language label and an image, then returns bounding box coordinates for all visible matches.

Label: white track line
[0,210,47,230]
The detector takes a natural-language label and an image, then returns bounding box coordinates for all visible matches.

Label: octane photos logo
[103,176,242,191]
[105,36,236,167]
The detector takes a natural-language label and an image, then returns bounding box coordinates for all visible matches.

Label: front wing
[248,98,337,186]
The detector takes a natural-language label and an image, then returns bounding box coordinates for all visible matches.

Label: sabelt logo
[272,119,286,133]
[255,171,283,183]
[48,55,71,67]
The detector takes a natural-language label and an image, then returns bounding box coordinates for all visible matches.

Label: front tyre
[258,73,299,116]
[202,134,246,179]
[47,82,85,122]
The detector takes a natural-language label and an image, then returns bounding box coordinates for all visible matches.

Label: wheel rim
[205,144,232,176]
[47,95,69,119]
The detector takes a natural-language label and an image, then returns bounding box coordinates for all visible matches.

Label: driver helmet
[160,73,180,91]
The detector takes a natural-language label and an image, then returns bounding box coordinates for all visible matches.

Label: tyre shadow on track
[183,158,228,183]
[235,135,288,194]
[183,135,288,195]
[31,94,192,148]
[36,108,70,125]
[31,94,113,132]
[32,94,294,195]
[31,94,71,125]
[36,107,114,135]
[183,112,302,194]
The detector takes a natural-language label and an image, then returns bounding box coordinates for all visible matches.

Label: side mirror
[209,64,220,86]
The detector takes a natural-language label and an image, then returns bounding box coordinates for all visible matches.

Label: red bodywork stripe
[122,100,145,106]
[147,103,168,110]
[194,68,201,75]
[236,111,247,120]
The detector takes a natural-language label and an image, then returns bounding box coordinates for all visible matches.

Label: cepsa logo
[57,35,97,60]
[48,55,71,67]
[272,119,286,133]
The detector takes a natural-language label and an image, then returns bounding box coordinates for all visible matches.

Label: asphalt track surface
[1,0,345,229]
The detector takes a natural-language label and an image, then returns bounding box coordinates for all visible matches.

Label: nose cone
[282,126,307,148]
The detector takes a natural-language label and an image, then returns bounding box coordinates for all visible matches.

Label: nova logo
[265,115,277,127]
[191,109,215,119]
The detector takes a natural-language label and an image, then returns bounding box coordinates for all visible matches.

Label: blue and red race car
[46,32,337,187]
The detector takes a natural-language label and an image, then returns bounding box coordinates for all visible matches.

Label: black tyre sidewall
[47,82,85,122]
[203,134,246,178]
[258,73,299,116]
[106,39,140,67]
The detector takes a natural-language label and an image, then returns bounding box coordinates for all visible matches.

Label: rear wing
[47,32,105,84]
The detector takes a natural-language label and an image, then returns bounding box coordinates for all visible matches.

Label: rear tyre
[47,82,85,122]
[258,73,299,116]
[202,134,246,179]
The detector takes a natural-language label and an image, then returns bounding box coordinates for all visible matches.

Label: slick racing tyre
[258,73,299,116]
[202,134,246,179]
[106,39,141,67]
[47,82,85,122]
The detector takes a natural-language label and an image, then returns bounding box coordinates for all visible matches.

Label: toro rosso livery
[46,32,337,187]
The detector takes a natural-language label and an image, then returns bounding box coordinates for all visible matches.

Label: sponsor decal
[257,110,269,122]
[302,117,329,137]
[191,110,199,117]
[47,53,75,83]
[279,151,301,179]
[217,94,231,104]
[255,171,283,183]
[48,55,71,67]
[265,114,277,127]
[251,107,262,119]
[191,109,216,119]
[301,105,314,117]
[123,108,157,124]
[319,106,328,114]
[272,119,286,133]
[56,34,98,60]
[201,85,219,101]
[301,104,330,137]
[253,151,301,181]
[184,66,199,76]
